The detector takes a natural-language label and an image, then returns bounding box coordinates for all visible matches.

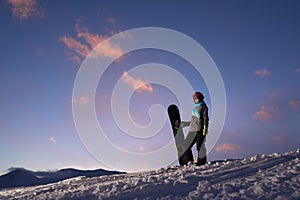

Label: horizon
[1,0,300,174]
[3,146,300,176]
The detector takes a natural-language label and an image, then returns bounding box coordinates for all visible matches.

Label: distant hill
[0,167,124,189]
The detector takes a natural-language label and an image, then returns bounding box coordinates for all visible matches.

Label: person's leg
[196,134,207,165]
[183,131,197,163]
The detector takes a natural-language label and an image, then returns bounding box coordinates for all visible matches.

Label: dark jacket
[182,102,209,132]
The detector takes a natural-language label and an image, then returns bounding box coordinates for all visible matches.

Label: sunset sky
[1,0,300,173]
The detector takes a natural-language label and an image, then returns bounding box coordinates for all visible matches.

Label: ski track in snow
[0,149,299,200]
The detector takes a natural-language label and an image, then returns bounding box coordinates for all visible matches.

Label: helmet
[192,92,204,101]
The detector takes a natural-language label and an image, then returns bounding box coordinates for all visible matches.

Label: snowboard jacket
[183,102,209,132]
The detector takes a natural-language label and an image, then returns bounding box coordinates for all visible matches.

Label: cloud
[215,143,241,152]
[253,106,280,121]
[59,36,90,58]
[64,51,82,64]
[289,100,300,109]
[272,133,287,144]
[106,17,116,24]
[295,68,300,73]
[72,97,89,104]
[59,21,123,63]
[138,146,145,151]
[49,137,57,144]
[122,71,153,92]
[7,0,43,21]
[254,69,271,77]
[75,23,106,49]
[270,92,280,98]
[88,38,123,60]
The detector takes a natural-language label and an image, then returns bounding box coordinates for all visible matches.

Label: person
[181,91,209,166]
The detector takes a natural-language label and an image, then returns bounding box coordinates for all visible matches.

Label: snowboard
[167,104,193,166]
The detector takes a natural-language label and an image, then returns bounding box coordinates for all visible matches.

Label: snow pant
[184,131,207,165]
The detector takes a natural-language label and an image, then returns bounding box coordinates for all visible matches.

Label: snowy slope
[0,148,299,200]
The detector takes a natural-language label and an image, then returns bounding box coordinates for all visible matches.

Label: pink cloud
[253,106,280,121]
[122,71,153,92]
[60,22,123,63]
[138,146,145,151]
[254,69,271,77]
[272,133,287,144]
[7,0,43,21]
[59,36,90,61]
[64,51,82,64]
[270,92,280,98]
[72,97,89,104]
[92,39,123,59]
[49,137,57,144]
[295,68,300,73]
[289,100,300,109]
[75,24,106,49]
[215,143,241,152]
[76,26,123,59]
[106,17,116,24]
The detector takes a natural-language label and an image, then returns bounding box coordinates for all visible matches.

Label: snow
[0,148,299,200]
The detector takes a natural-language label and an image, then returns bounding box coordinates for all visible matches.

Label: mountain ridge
[0,167,124,189]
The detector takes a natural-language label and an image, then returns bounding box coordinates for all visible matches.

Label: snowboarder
[181,91,209,166]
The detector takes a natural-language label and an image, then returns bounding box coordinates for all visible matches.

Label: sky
[0,0,300,173]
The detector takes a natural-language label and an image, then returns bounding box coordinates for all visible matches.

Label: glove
[173,120,180,130]
[203,125,208,136]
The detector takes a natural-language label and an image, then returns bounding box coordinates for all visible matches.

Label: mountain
[0,148,299,199]
[0,168,124,189]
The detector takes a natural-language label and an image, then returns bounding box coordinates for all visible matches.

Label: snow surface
[0,148,299,200]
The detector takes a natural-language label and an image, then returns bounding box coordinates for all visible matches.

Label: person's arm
[181,121,190,128]
[203,105,209,127]
[202,105,209,136]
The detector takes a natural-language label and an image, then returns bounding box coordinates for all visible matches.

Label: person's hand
[203,125,208,136]
[172,120,179,130]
